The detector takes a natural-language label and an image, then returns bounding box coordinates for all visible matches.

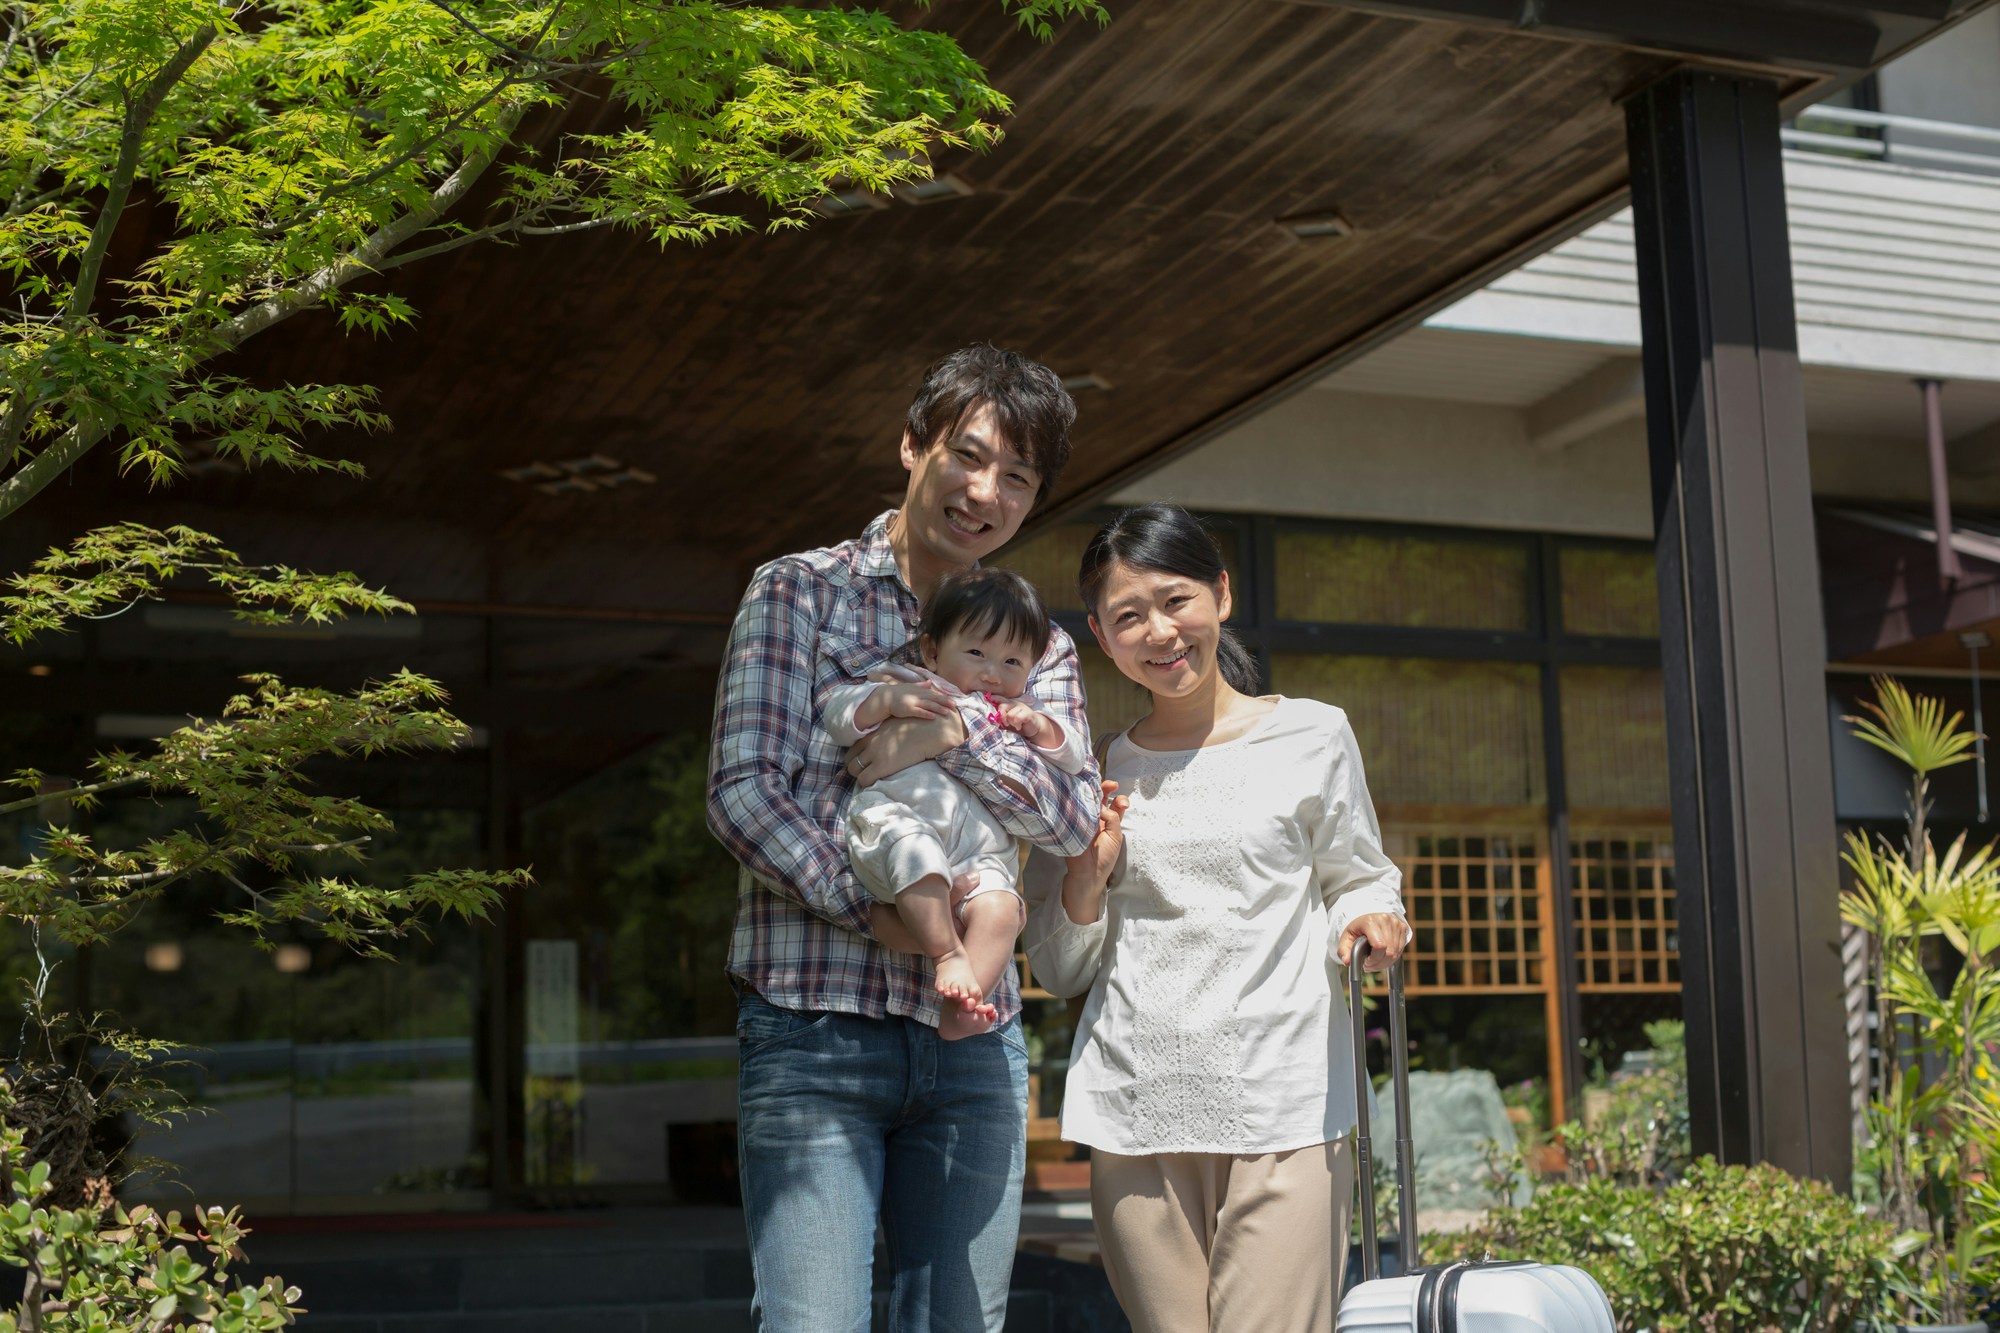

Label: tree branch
[277,835,372,854]
[62,25,217,332]
[0,99,527,522]
[0,418,103,521]
[205,99,530,359]
[0,774,149,818]
[49,867,189,895]
[0,28,214,498]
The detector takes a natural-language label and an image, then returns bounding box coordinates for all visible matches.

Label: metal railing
[1784,104,2000,172]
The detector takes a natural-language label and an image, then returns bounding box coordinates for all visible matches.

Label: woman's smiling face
[1088,560,1233,698]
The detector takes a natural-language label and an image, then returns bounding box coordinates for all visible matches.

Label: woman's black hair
[919,568,1052,660]
[1077,503,1261,695]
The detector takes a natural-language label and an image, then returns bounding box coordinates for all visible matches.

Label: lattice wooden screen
[1379,828,1551,993]
[1571,830,1680,991]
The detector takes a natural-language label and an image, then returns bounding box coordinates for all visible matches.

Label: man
[706,344,1102,1331]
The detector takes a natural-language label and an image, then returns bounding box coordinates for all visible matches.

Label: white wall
[1876,8,2000,132]
[1112,389,2000,536]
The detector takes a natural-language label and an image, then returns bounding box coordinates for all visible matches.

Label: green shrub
[1432,1159,1899,1333]
[0,1104,301,1331]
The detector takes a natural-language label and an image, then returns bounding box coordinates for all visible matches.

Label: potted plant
[1841,678,2000,1331]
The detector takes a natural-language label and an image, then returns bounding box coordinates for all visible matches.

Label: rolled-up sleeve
[1022,845,1109,999]
[1315,715,1410,952]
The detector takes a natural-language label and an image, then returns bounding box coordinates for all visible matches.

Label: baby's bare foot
[939,1004,995,1041]
[933,953,982,1007]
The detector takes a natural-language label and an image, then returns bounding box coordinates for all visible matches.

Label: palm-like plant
[1840,678,2000,1325]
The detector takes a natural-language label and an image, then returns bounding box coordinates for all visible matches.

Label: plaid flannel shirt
[706,511,1102,1025]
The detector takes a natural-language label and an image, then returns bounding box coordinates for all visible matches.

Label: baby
[825,568,1086,1039]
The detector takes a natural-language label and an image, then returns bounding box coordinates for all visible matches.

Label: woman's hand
[1336,912,1409,972]
[846,711,967,787]
[1061,780,1127,925]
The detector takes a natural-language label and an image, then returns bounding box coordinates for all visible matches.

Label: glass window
[1560,665,1670,813]
[1559,545,1659,638]
[518,733,738,1196]
[100,804,487,1214]
[1572,833,1679,992]
[1382,828,1547,993]
[1271,654,1546,809]
[1273,530,1527,630]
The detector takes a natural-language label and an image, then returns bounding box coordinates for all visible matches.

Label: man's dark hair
[919,568,1052,661]
[906,344,1076,502]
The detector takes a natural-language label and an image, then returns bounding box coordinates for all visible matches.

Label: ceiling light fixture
[1277,210,1354,239]
[893,174,975,206]
[812,188,890,218]
[500,455,659,497]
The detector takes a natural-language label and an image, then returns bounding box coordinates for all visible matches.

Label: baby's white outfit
[825,663,1088,907]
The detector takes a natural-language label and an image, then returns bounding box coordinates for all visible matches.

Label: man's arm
[705,557,874,936]
[933,625,1100,856]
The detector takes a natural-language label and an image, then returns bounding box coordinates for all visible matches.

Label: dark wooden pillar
[1624,70,1850,1184]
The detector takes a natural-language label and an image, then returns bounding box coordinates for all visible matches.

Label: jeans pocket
[994,1018,1030,1065]
[736,996,833,1060]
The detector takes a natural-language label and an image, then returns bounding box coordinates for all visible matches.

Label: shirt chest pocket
[819,632,888,683]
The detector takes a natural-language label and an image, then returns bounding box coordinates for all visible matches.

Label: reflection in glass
[518,733,739,1194]
[91,805,487,1213]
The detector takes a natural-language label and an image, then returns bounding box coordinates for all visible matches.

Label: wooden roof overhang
[7,0,1994,802]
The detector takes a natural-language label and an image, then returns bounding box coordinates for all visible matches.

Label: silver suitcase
[1336,944,1616,1333]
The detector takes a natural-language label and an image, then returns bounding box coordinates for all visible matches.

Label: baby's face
[923,624,1037,698]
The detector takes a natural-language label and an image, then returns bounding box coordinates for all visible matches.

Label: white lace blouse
[1022,696,1407,1157]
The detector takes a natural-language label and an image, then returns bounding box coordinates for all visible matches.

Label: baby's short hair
[919,568,1052,660]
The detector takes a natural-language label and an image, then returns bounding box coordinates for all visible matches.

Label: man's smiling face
[899,400,1042,566]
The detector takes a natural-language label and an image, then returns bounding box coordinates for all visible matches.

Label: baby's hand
[878,680,955,721]
[998,700,1061,749]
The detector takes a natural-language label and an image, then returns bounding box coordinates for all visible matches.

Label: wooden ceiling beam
[1299,0,1959,74]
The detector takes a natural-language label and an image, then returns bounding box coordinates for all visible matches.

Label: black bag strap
[1349,939,1419,1284]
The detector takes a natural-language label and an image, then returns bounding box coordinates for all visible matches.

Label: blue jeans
[735,991,1029,1332]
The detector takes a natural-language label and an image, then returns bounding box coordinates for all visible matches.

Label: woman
[1024,503,1410,1332]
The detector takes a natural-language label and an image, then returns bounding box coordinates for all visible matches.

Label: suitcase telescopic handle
[1348,938,1419,1284]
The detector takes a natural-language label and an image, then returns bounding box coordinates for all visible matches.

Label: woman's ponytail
[1215,627,1261,695]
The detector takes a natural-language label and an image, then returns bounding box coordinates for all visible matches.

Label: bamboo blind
[1273,530,1528,630]
[1559,665,1671,813]
[1272,654,1548,809]
[1558,546,1660,639]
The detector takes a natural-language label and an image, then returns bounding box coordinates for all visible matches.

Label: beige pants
[1090,1138,1356,1333]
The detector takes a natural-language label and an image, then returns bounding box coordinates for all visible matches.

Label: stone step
[242,1211,1129,1333]
[292,1288,1069,1333]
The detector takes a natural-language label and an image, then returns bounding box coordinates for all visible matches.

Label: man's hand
[846,711,966,787]
[1336,912,1410,971]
